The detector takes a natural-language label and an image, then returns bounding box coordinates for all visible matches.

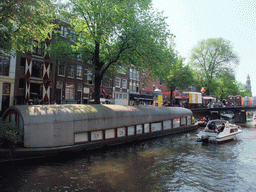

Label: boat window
[151,122,162,132]
[163,120,171,130]
[181,117,186,126]
[143,123,149,133]
[173,119,180,128]
[136,125,143,134]
[187,116,191,125]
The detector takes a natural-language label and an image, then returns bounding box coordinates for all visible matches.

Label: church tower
[246,74,252,96]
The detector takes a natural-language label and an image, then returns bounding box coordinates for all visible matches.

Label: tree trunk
[94,73,102,104]
[170,87,174,105]
[93,42,103,104]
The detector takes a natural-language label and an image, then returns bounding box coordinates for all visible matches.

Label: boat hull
[196,119,242,143]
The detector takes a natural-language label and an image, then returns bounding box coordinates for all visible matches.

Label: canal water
[1,117,256,192]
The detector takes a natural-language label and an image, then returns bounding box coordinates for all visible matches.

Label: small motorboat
[196,119,242,143]
[220,111,235,119]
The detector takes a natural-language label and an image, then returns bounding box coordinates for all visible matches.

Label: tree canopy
[49,0,171,104]
[0,0,55,55]
[190,37,239,95]
[213,72,250,99]
[159,47,194,103]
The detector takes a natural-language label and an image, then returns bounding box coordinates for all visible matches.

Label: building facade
[0,53,16,115]
[2,19,160,115]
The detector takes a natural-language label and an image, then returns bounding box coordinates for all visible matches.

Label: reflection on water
[1,117,256,191]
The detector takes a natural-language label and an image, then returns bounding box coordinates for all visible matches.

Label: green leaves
[190,37,239,95]
[48,0,171,103]
[0,0,56,55]
[0,120,22,145]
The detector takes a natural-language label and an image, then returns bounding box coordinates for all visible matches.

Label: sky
[152,0,256,96]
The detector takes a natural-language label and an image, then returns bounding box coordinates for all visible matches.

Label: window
[133,82,136,92]
[129,81,132,92]
[142,69,146,77]
[78,34,84,43]
[76,65,82,79]
[20,57,26,66]
[68,64,75,77]
[136,82,140,93]
[115,78,121,88]
[102,78,111,87]
[65,83,75,100]
[31,61,42,78]
[60,26,68,37]
[58,61,65,76]
[122,79,127,89]
[118,66,126,74]
[130,68,133,79]
[33,42,45,56]
[77,53,82,61]
[133,69,136,80]
[0,55,10,76]
[87,69,93,84]
[142,82,146,90]
[136,71,140,80]
[3,83,10,94]
[159,81,163,86]
[123,94,128,99]
[70,30,76,41]
[19,78,25,89]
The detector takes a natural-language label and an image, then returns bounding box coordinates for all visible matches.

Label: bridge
[191,106,256,123]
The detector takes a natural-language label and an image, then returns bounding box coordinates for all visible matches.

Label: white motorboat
[196,119,242,143]
[220,111,235,119]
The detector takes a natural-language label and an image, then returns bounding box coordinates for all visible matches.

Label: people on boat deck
[207,122,225,133]
[208,122,216,132]
[215,123,225,133]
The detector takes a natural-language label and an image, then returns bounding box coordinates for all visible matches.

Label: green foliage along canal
[1,115,256,191]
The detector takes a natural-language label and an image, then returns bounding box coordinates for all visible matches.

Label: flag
[102,88,107,95]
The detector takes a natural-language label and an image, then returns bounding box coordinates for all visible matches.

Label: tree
[49,0,171,104]
[0,0,56,55]
[213,72,240,99]
[190,37,239,95]
[159,48,194,104]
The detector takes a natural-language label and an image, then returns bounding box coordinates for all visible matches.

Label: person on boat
[220,123,225,132]
[215,123,225,133]
[207,122,216,132]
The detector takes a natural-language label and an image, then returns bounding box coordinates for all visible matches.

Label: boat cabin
[1,104,194,148]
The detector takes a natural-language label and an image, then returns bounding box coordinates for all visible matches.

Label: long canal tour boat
[0,104,197,162]
[196,119,242,143]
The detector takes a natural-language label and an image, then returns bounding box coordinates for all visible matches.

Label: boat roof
[2,104,193,126]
